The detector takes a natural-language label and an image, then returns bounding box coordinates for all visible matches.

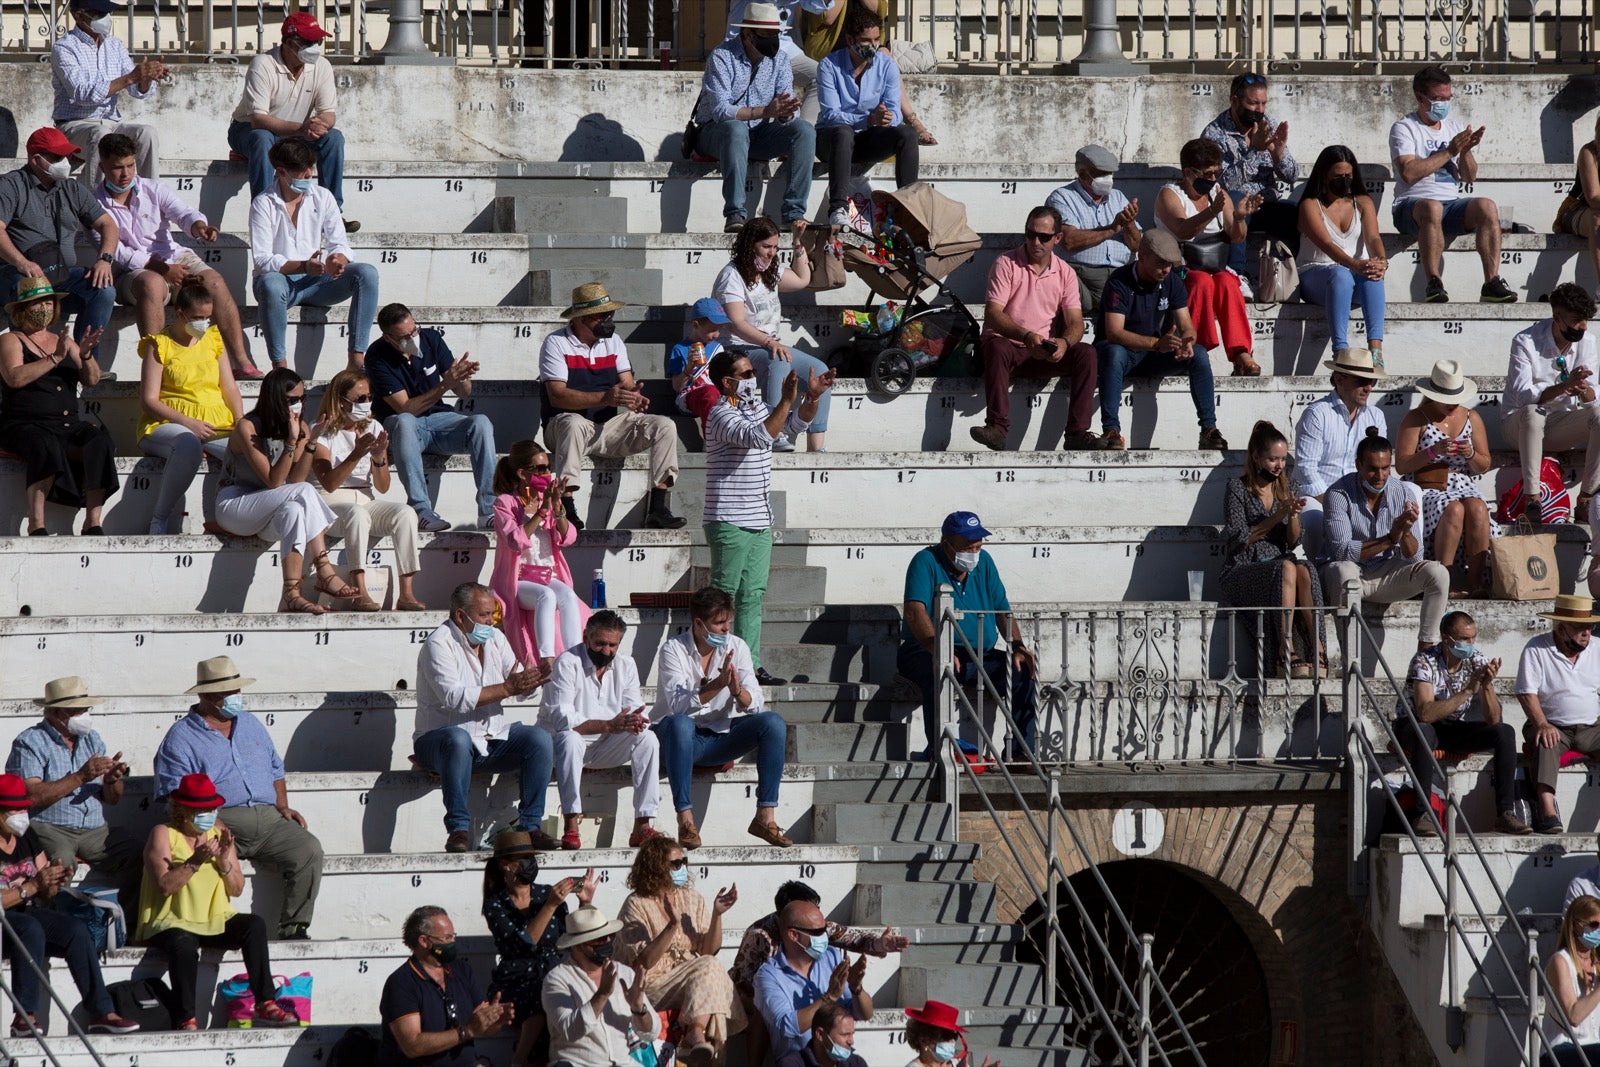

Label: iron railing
[0,897,110,1067]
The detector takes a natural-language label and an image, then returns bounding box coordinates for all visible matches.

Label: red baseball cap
[282,12,330,42]
[25,128,81,159]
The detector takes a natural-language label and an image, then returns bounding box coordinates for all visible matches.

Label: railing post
[1528,936,1542,1066]
[1068,0,1146,71]
[1045,767,1059,999]
[1137,933,1154,1067]
[369,0,454,62]
[1341,578,1369,900]
[1446,800,1462,1033]
[935,584,960,842]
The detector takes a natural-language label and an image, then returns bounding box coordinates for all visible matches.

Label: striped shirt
[704,395,809,529]
[6,720,108,829]
[51,28,151,122]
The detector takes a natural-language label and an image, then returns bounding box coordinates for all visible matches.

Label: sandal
[178,1018,199,1031]
[280,578,328,616]
[349,593,383,612]
[253,999,299,1027]
[311,551,360,599]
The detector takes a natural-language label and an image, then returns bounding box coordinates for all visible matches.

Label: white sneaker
[828,207,850,228]
[771,433,796,453]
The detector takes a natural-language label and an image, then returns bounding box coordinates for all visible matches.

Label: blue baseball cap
[691,297,730,325]
[942,512,991,540]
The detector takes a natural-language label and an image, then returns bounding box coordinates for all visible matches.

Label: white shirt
[542,958,656,1067]
[248,185,352,277]
[1515,633,1600,728]
[316,426,372,489]
[541,645,644,733]
[1564,865,1600,911]
[414,621,526,756]
[652,630,764,733]
[1292,391,1386,497]
[1503,320,1600,417]
[714,262,783,338]
[1389,113,1468,203]
[1546,949,1600,1046]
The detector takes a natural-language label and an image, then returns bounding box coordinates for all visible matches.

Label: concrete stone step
[898,961,1048,1007]
[900,924,1027,965]
[1376,831,1598,929]
[852,878,997,925]
[816,801,954,844]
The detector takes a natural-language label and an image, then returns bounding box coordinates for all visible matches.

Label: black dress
[483,884,569,1024]
[0,335,117,509]
[1218,476,1325,671]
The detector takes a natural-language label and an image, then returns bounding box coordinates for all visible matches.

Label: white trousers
[323,487,421,574]
[516,578,584,653]
[215,482,335,557]
[552,727,660,818]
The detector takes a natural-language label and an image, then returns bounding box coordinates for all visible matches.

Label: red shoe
[178,1018,199,1031]
[560,830,582,850]
[253,1000,299,1028]
[233,363,265,380]
[628,825,663,847]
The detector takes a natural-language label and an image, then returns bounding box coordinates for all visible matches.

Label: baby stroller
[835,183,984,396]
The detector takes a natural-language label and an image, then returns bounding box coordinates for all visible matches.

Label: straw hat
[491,829,539,858]
[33,676,101,710]
[733,2,783,30]
[1539,594,1600,625]
[1415,359,1478,408]
[1322,347,1387,380]
[6,276,61,314]
[560,282,626,321]
[556,905,624,949]
[185,655,257,695]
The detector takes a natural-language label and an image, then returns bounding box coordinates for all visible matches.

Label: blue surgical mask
[289,177,316,195]
[467,622,496,647]
[828,1042,854,1062]
[1582,928,1600,949]
[670,866,689,888]
[1428,100,1451,122]
[191,811,218,832]
[218,694,244,719]
[1449,642,1477,661]
[104,176,135,195]
[702,627,729,649]
[932,1041,959,1063]
[805,932,830,960]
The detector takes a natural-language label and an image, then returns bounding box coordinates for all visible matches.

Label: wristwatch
[456,1024,470,1045]
[97,253,113,264]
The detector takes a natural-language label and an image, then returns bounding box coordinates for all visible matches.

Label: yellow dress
[136,825,236,939]
[135,329,236,442]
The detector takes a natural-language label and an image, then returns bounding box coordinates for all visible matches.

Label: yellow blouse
[135,329,236,441]
[136,825,236,939]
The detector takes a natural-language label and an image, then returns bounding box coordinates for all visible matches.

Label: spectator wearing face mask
[51,0,167,185]
[779,1002,868,1067]
[1503,283,1600,522]
[490,440,589,673]
[754,900,873,1062]
[1200,72,1301,286]
[382,905,515,1066]
[543,904,658,1067]
[813,7,917,230]
[896,512,1038,762]
[903,1000,998,1067]
[151,656,324,941]
[1047,144,1141,317]
[368,301,495,533]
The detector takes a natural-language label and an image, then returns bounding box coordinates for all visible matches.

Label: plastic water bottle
[590,568,607,609]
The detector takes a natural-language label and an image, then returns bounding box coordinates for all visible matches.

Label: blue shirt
[51,27,152,123]
[816,47,901,131]
[1321,472,1422,570]
[695,38,795,128]
[753,947,854,1061]
[6,720,107,829]
[666,338,724,377]
[1046,180,1135,270]
[1292,392,1385,498]
[152,707,284,809]
[900,545,1009,653]
[367,329,456,422]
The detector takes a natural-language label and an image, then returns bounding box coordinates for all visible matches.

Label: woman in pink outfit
[490,440,589,671]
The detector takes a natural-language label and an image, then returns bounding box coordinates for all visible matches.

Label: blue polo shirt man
[366,301,495,533]
[895,511,1038,760]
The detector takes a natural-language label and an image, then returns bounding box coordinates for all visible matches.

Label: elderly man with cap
[0,128,119,359]
[969,204,1099,453]
[380,904,515,1066]
[51,0,166,186]
[151,656,324,940]
[227,12,354,226]
[1517,594,1600,834]
[6,676,137,891]
[1293,347,1388,559]
[539,283,686,531]
[696,2,816,235]
[1047,144,1141,316]
[896,511,1039,762]
[1504,282,1600,520]
[542,904,659,1067]
[1097,228,1226,451]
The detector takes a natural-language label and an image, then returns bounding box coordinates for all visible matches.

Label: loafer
[1060,430,1102,450]
[968,424,1007,451]
[678,824,703,850]
[560,830,582,850]
[755,667,788,687]
[88,1013,140,1035]
[1198,427,1229,450]
[1409,813,1441,839]
[526,829,564,850]
[628,825,664,847]
[748,816,794,848]
[342,218,362,234]
[1101,431,1127,450]
[1495,811,1533,835]
[1535,814,1566,835]
[444,830,472,853]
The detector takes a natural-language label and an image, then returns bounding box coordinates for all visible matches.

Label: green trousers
[222,804,324,933]
[705,522,773,668]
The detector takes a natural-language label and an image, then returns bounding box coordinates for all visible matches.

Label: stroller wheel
[869,347,917,396]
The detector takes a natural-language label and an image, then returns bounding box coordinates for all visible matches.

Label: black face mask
[587,646,616,669]
[591,317,617,340]
[514,857,540,885]
[588,939,616,962]
[1191,177,1217,197]
[429,940,460,965]
[1238,107,1266,127]
[1327,175,1354,197]
[752,33,780,58]
[1564,325,1587,343]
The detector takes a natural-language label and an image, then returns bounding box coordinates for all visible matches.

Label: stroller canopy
[843,182,983,300]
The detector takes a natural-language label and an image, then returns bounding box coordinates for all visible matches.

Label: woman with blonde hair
[312,367,426,611]
[1218,420,1324,678]
[1543,893,1600,1063]
[615,835,742,1066]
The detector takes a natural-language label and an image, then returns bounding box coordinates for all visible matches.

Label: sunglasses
[794,924,828,937]
[1239,73,1267,86]
[1557,354,1571,383]
[670,857,688,870]
[525,464,552,474]
[730,369,758,380]
[1023,230,1056,243]
[347,393,371,403]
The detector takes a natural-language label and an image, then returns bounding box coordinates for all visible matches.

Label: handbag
[107,977,177,1031]
[1411,463,1450,491]
[800,227,847,292]
[1496,456,1572,524]
[220,972,308,1027]
[1255,238,1299,304]
[1180,233,1230,273]
[1490,519,1559,601]
[1554,185,1585,234]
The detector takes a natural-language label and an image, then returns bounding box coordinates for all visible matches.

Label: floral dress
[1218,477,1325,670]
[1416,420,1500,558]
[483,884,569,1024]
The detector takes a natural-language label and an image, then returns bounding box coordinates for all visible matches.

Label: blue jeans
[697,118,817,225]
[227,120,345,206]
[896,642,1038,758]
[1095,342,1216,434]
[383,409,497,523]
[252,263,379,366]
[652,711,786,813]
[413,722,554,834]
[742,345,831,432]
[0,265,114,360]
[7,905,115,1019]
[1299,263,1385,352]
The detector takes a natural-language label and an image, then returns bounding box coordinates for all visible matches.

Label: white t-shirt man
[1515,633,1600,727]
[1389,113,1468,204]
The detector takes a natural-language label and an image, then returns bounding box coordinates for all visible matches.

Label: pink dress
[490,492,589,665]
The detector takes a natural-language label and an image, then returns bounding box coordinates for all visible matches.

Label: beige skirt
[647,955,746,1046]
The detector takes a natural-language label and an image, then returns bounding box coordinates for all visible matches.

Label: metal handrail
[0,897,110,1067]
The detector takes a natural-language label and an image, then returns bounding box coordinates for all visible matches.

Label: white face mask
[952,550,980,573]
[288,400,303,418]
[3,812,29,837]
[88,14,112,35]
[184,318,211,339]
[350,401,372,421]
[64,712,94,737]
[736,377,760,404]
[297,43,323,62]
[42,157,71,183]
[1089,174,1114,198]
[398,334,420,357]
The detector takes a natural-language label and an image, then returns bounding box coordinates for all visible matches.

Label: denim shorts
[1392,196,1475,239]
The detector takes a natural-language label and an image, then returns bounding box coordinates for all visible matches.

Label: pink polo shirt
[979,247,1081,340]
